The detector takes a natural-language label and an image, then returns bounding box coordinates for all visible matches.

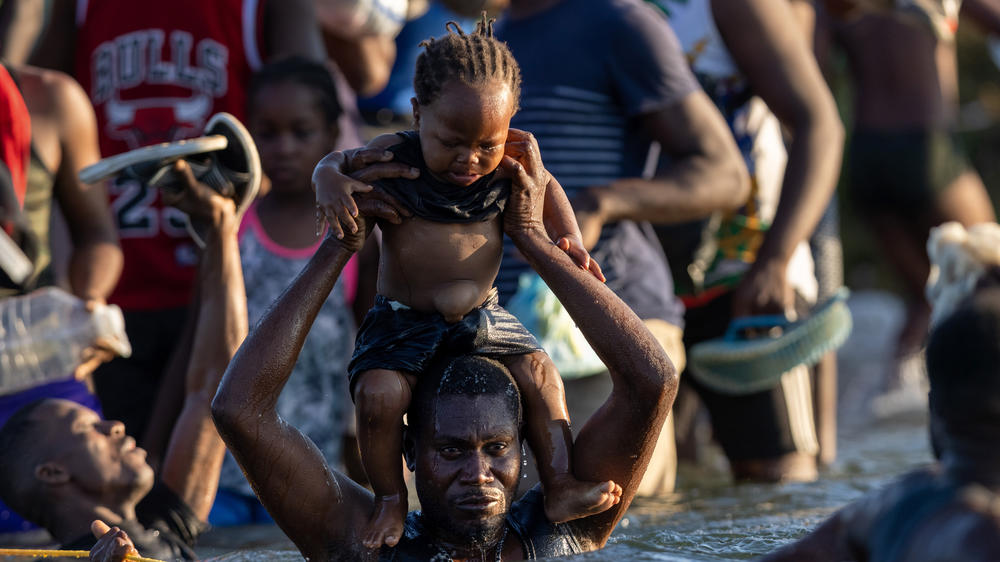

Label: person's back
[836,11,956,130]
[858,468,1000,561]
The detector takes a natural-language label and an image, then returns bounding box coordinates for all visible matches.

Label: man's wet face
[33,399,154,498]
[412,394,522,545]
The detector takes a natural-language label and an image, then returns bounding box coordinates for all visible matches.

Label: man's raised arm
[211,176,409,559]
[210,227,369,560]
[500,131,678,547]
[156,163,248,521]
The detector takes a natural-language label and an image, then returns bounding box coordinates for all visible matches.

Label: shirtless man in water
[763,280,1000,561]
[208,135,678,560]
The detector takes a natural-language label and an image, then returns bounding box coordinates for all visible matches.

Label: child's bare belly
[378,217,503,322]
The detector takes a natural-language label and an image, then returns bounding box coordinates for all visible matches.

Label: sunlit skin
[314,78,618,550]
[36,400,154,500]
[377,79,517,319]
[18,399,153,543]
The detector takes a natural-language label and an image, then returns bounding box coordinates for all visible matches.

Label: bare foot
[543,477,622,524]
[363,494,407,549]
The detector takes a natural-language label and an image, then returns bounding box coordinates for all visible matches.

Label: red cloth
[0,64,31,208]
[73,0,265,310]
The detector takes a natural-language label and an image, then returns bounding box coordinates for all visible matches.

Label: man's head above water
[403,355,524,549]
[0,399,153,528]
[926,285,1000,466]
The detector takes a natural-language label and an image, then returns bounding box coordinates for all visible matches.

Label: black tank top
[374,131,510,223]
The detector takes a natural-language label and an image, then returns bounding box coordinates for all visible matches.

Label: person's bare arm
[962,0,1000,34]
[49,70,123,303]
[322,32,396,97]
[713,0,844,316]
[314,0,401,95]
[788,0,818,42]
[573,91,750,248]
[26,0,75,72]
[212,164,411,559]
[211,228,371,560]
[264,0,326,62]
[540,172,605,281]
[0,0,46,65]
[157,166,248,521]
[500,131,678,548]
[313,134,415,239]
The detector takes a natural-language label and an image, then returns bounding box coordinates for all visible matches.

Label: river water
[191,290,934,561]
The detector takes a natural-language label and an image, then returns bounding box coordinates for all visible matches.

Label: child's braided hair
[413,13,521,110]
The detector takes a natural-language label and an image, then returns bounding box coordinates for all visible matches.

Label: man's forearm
[184,214,246,396]
[160,210,246,519]
[754,114,843,267]
[213,234,354,419]
[588,149,748,226]
[323,33,394,97]
[210,233,363,556]
[508,224,677,545]
[0,0,45,65]
[68,242,123,302]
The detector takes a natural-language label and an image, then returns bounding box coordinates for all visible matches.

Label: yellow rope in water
[0,548,163,561]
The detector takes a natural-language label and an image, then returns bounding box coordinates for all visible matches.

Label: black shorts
[683,291,817,462]
[848,129,971,220]
[348,289,541,393]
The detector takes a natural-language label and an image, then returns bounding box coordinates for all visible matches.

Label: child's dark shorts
[348,288,541,394]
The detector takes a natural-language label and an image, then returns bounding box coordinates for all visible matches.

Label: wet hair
[248,56,343,125]
[413,14,521,110]
[926,286,1000,423]
[0,399,51,525]
[408,355,523,437]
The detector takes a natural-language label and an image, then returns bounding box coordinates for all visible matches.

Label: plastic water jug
[0,287,131,396]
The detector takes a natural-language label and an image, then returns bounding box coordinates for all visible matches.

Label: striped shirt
[495,0,698,325]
